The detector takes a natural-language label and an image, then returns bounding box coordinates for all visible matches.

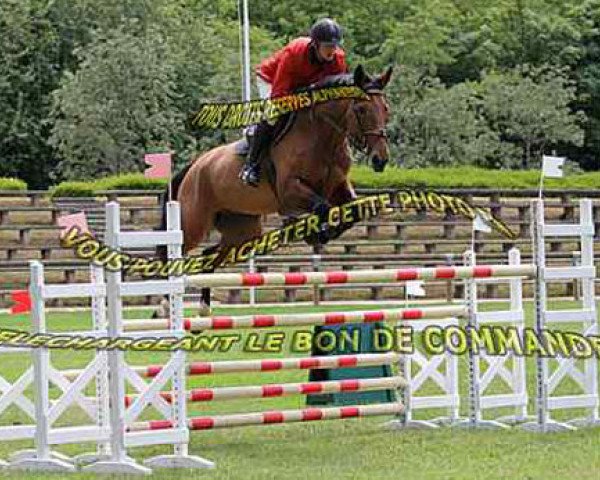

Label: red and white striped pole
[185,265,535,288]
[121,305,467,332]
[124,376,406,405]
[128,403,404,432]
[62,352,401,380]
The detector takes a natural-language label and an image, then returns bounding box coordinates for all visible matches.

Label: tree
[0,0,64,187]
[380,0,461,70]
[479,66,585,168]
[569,0,600,170]
[2,0,600,186]
[386,67,506,168]
[50,25,181,180]
[158,2,280,163]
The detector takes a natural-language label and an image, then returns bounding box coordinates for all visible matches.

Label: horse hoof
[152,298,171,319]
[198,304,212,317]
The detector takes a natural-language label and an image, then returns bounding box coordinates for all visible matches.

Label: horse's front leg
[277,176,327,216]
[324,180,360,241]
[328,179,357,206]
[277,176,332,245]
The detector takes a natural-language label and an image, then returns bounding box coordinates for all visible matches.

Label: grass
[0,300,598,479]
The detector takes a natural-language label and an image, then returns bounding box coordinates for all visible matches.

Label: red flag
[144,153,172,179]
[10,290,31,314]
[57,211,89,238]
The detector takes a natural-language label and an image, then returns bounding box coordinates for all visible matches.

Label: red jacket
[256,37,348,98]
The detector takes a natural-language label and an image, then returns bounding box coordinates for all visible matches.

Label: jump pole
[184,265,536,289]
[61,352,403,381]
[124,376,408,405]
[119,305,469,332]
[128,403,405,432]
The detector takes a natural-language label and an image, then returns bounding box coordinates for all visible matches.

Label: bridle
[350,89,388,153]
[309,88,388,154]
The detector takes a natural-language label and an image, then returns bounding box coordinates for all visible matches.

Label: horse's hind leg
[181,208,217,316]
[213,212,263,251]
[197,243,220,316]
[151,204,216,319]
[187,212,262,316]
[211,212,262,303]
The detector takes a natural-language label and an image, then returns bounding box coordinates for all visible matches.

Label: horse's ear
[354,65,367,87]
[380,66,393,88]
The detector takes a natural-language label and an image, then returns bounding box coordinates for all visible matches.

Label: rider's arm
[270,54,297,98]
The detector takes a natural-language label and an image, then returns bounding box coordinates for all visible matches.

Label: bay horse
[154,65,393,316]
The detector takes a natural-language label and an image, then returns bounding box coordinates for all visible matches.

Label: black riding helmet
[310,18,343,47]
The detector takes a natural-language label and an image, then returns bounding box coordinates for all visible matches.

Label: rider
[239,18,349,187]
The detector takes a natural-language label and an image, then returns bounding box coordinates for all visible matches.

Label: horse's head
[349,65,393,172]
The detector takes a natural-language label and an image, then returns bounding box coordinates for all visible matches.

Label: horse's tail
[156,162,194,263]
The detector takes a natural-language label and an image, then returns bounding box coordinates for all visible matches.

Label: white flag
[406,280,425,297]
[473,213,491,233]
[542,155,565,178]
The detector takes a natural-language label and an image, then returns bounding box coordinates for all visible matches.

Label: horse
[154,65,393,317]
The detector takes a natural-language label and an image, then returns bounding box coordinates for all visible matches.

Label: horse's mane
[294,70,386,94]
[294,74,355,94]
[311,74,355,89]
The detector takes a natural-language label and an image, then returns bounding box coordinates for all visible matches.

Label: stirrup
[239,165,261,187]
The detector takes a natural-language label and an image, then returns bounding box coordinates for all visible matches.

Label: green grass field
[0,300,598,479]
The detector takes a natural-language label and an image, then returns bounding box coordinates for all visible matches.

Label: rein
[309,91,387,153]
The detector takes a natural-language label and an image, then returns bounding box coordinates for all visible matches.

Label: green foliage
[383,65,583,169]
[387,69,505,168]
[478,66,585,168]
[380,0,461,69]
[0,178,28,190]
[49,24,181,181]
[48,166,600,195]
[47,1,280,181]
[157,2,279,158]
[1,0,600,189]
[49,181,96,198]
[0,0,61,188]
[437,0,586,83]
[94,173,166,191]
[50,173,166,197]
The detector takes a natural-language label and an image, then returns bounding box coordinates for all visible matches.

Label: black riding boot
[239,121,274,187]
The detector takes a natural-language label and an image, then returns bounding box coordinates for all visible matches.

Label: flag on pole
[56,211,89,238]
[542,155,565,178]
[473,213,492,234]
[144,153,172,179]
[10,290,31,314]
[406,280,426,297]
